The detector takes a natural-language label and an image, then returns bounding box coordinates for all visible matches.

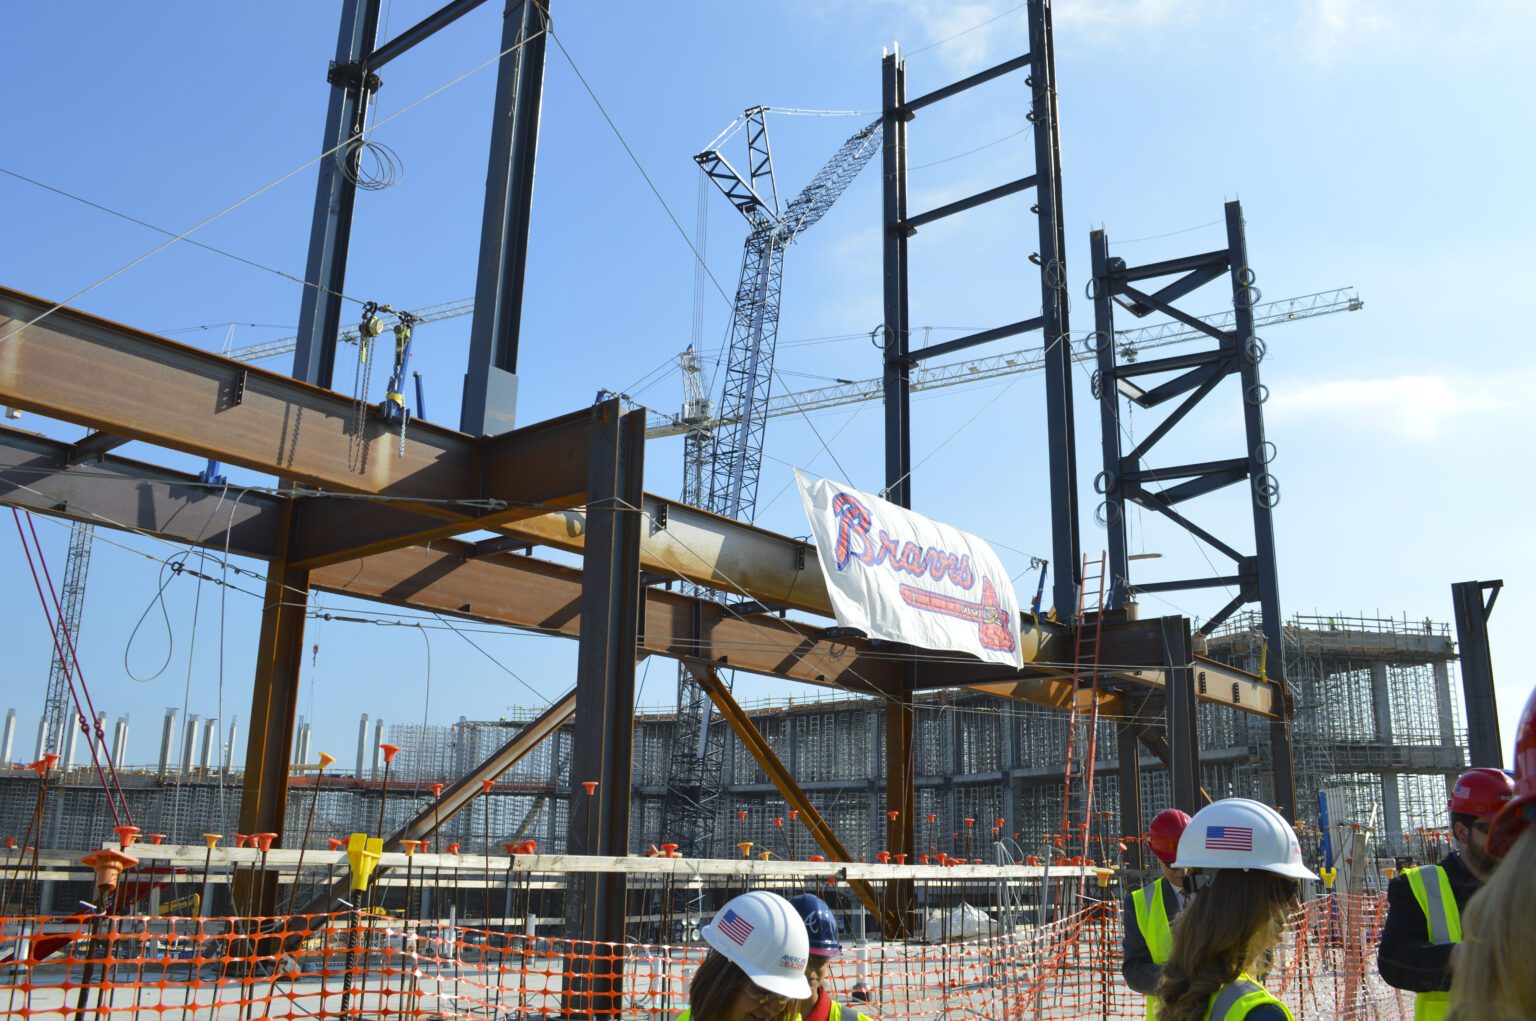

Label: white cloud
[1266,374,1523,441]
[1302,0,1406,64]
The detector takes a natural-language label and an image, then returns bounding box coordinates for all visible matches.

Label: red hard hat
[1447,767,1514,820]
[1488,687,1536,858]
[1148,809,1192,864]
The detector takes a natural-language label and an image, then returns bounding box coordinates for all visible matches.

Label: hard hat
[789,893,842,957]
[1147,809,1192,864]
[1488,687,1536,858]
[1172,798,1317,881]
[700,891,812,1000]
[1448,767,1514,820]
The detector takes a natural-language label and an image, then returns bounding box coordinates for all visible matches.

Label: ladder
[1059,553,1107,865]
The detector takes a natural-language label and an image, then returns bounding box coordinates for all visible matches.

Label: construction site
[0,1,1521,1019]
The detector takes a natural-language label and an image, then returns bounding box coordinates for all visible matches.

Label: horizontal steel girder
[0,423,1280,715]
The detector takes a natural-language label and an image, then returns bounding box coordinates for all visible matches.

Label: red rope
[11,510,128,827]
[23,513,135,824]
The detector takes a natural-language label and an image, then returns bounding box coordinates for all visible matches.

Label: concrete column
[1432,660,1457,747]
[111,716,128,766]
[61,717,79,771]
[201,718,218,772]
[373,719,385,779]
[181,713,200,777]
[158,708,178,779]
[224,716,238,775]
[355,714,369,779]
[1,708,15,763]
[1371,663,1403,845]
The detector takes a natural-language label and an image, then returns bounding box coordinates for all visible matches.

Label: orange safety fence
[0,894,1414,1020]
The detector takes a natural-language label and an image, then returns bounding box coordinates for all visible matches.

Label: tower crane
[646,286,1362,437]
[660,111,882,858]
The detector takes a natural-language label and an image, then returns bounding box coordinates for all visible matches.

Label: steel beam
[291,0,383,388]
[1117,720,1144,870]
[1029,0,1080,618]
[689,665,899,933]
[461,0,549,436]
[1091,229,1129,609]
[66,431,129,464]
[565,401,643,1016]
[1225,202,1295,818]
[1162,617,1200,813]
[902,52,1032,113]
[235,501,311,916]
[904,316,1043,364]
[900,175,1037,232]
[366,0,490,70]
[1451,579,1503,767]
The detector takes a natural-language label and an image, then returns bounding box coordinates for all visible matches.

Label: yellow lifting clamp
[346,832,383,893]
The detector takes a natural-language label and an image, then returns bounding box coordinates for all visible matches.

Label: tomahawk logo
[899,578,1016,653]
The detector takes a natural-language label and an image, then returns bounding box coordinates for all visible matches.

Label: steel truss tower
[661,111,881,857]
[38,521,93,759]
[1089,200,1297,817]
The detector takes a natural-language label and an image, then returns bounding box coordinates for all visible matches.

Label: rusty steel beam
[0,285,588,517]
[66,430,130,464]
[690,664,899,934]
[235,500,311,916]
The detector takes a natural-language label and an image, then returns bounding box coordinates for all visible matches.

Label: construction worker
[1121,808,1192,1017]
[1378,766,1514,1020]
[679,890,811,1021]
[789,894,873,1021]
[1448,687,1536,1021]
[1153,798,1317,1020]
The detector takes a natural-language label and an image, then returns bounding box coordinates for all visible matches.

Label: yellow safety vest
[1404,865,1462,1021]
[1204,973,1294,1020]
[1132,877,1174,1020]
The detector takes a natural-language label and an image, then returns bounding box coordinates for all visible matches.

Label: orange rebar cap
[318,752,337,769]
[379,743,401,764]
[402,840,423,857]
[81,848,138,890]
[253,832,277,852]
[114,825,140,848]
[430,783,445,798]
[203,833,222,849]
[581,781,599,795]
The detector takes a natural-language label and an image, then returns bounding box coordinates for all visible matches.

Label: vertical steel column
[1225,201,1296,818]
[879,51,916,936]
[565,399,643,1016]
[1451,579,1503,766]
[291,0,384,388]
[461,0,550,436]
[1162,618,1199,813]
[236,502,311,914]
[1029,0,1080,618]
[1117,720,1144,870]
[1090,229,1130,609]
[880,52,912,508]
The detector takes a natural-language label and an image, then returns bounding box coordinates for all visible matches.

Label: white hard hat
[1172,797,1318,881]
[700,890,812,1000]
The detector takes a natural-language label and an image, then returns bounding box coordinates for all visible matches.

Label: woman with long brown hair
[679,890,811,1021]
[1153,798,1316,1021]
[1447,685,1536,1021]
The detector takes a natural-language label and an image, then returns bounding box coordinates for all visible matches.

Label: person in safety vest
[1377,765,1513,1020]
[679,890,811,1021]
[1122,808,1193,1017]
[1153,798,1316,1021]
[1447,686,1536,1021]
[789,894,873,1021]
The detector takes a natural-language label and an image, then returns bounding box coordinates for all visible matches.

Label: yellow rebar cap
[347,832,383,892]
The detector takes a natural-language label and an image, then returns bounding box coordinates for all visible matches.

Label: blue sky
[1,1,1531,776]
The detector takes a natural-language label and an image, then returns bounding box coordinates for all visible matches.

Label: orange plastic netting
[0,894,1413,1020]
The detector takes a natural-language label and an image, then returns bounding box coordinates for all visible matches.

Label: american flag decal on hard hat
[717,908,755,945]
[1453,783,1470,801]
[1205,825,1254,851]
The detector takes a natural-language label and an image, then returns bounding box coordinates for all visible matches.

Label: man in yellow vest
[1378,767,1514,1021]
[1122,808,1192,1019]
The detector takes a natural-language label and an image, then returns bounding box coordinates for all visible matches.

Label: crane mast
[661,112,881,860]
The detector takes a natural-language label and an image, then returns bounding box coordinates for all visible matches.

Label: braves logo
[832,492,974,589]
[899,578,1016,653]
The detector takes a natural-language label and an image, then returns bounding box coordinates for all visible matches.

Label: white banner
[796,470,1022,668]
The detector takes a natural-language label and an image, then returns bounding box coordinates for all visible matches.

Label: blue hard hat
[789,894,842,957]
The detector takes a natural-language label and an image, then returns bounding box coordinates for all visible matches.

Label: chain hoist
[348,301,388,472]
[379,309,418,458]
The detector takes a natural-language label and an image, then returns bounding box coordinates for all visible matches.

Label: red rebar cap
[4,837,15,849]
[919,854,931,865]
[327,837,344,851]
[582,781,599,796]
[114,826,140,848]
[234,834,250,848]
[379,744,401,764]
[876,851,891,864]
[774,817,784,828]
[661,843,678,856]
[964,818,976,828]
[926,814,937,825]
[481,779,495,794]
[149,834,165,846]
[738,810,748,820]
[446,842,461,855]
[789,810,799,821]
[253,833,277,853]
[994,818,1005,829]
[888,810,900,822]
[809,855,826,863]
[895,853,908,865]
